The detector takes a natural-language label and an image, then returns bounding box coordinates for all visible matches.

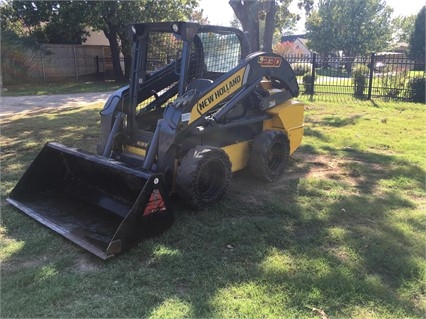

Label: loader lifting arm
[185,51,299,127]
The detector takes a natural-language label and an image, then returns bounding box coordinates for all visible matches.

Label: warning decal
[143,189,167,216]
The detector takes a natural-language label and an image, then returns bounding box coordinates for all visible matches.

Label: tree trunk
[229,0,260,52]
[123,49,132,81]
[103,23,124,82]
[229,0,249,30]
[118,30,132,80]
[263,0,276,52]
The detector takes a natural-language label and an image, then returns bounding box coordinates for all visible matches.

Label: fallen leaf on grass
[306,306,329,319]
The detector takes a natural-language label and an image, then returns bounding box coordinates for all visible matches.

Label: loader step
[132,129,155,149]
[120,129,156,166]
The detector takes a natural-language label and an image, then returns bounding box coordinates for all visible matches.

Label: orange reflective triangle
[143,189,167,216]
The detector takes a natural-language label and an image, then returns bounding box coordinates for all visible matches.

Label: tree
[228,0,300,52]
[42,2,90,44]
[408,6,425,67]
[229,0,262,51]
[4,1,89,44]
[87,0,198,81]
[0,1,52,84]
[2,0,199,82]
[191,9,209,24]
[305,0,393,57]
[392,15,415,44]
[297,0,314,15]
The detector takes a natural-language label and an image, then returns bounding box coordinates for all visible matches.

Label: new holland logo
[196,75,242,113]
[188,67,246,124]
[258,56,282,68]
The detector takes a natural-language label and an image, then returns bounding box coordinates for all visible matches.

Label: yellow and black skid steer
[8,22,304,259]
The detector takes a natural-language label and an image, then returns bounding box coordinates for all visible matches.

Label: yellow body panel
[123,145,147,157]
[263,99,304,154]
[221,141,250,172]
[125,93,303,174]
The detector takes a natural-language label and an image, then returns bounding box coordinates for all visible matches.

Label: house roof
[280,34,306,43]
[295,38,308,46]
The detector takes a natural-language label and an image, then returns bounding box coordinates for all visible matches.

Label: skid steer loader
[7,22,304,259]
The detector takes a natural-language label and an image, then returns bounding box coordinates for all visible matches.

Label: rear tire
[249,130,290,182]
[176,146,232,210]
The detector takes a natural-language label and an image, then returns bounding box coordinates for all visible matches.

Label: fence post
[95,55,100,75]
[73,46,79,79]
[367,52,375,100]
[40,51,46,82]
[311,52,316,100]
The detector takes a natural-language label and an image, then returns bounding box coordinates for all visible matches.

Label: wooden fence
[2,44,112,82]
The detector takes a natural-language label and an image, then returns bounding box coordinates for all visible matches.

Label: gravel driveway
[0,91,113,116]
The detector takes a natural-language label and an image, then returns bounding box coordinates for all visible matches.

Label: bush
[291,62,311,76]
[375,66,409,99]
[379,70,408,99]
[302,74,315,94]
[408,77,425,103]
[352,65,370,98]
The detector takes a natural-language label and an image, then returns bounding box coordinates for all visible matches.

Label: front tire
[176,146,232,210]
[249,130,290,182]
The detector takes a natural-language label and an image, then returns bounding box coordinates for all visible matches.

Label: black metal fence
[282,53,425,102]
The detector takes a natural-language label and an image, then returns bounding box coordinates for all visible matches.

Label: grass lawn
[1,97,425,318]
[1,76,123,96]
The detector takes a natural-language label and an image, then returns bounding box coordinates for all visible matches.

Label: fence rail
[283,53,425,102]
[2,44,110,83]
[3,44,424,103]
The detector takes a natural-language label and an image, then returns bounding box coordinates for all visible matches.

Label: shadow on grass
[320,115,362,127]
[1,108,424,318]
[1,107,100,167]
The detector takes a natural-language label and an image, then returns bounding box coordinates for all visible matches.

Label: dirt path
[0,92,113,116]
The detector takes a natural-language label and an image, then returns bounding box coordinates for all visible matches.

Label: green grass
[1,76,123,96]
[1,98,425,318]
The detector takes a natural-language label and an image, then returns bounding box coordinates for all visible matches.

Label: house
[392,42,409,55]
[280,34,311,55]
[280,34,306,43]
[83,28,124,72]
[293,38,311,56]
[83,28,109,46]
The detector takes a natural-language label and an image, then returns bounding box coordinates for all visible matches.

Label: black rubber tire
[249,130,290,182]
[176,146,232,210]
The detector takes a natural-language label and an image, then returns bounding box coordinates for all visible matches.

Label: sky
[198,0,424,33]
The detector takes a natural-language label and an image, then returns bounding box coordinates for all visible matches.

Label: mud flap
[7,142,174,259]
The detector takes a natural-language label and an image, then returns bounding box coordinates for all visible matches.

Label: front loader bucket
[7,142,174,259]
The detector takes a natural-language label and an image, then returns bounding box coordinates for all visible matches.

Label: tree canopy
[87,0,198,80]
[392,15,416,45]
[1,0,199,82]
[1,1,90,44]
[228,0,304,52]
[305,0,393,56]
[408,6,425,63]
